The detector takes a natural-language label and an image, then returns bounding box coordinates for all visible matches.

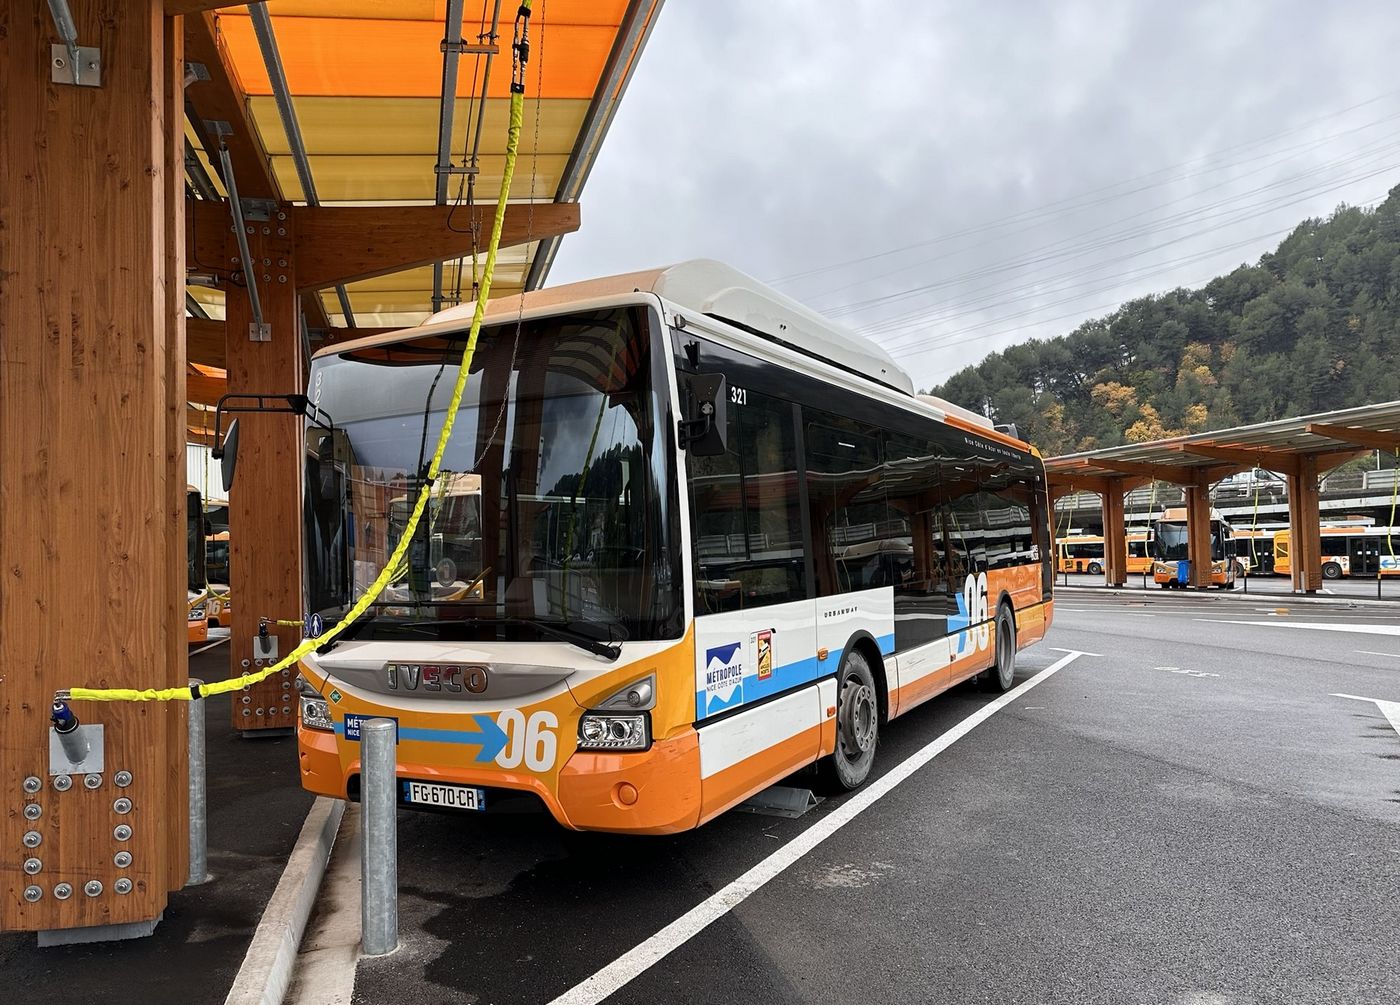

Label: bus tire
[1087,562,1102,576]
[1322,562,1342,580]
[819,649,879,792]
[984,604,1017,693]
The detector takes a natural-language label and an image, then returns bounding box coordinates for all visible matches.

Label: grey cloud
[550,0,1400,391]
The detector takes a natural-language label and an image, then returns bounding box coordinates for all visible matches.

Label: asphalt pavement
[12,596,1400,1005]
[344,591,1400,1005]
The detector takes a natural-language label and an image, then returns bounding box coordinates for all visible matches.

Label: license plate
[401,780,486,811]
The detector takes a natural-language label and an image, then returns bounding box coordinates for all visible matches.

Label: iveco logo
[384,663,489,694]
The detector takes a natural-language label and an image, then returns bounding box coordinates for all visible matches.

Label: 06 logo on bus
[493,709,558,772]
[962,572,991,650]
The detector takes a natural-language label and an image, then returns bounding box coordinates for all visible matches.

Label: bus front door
[1350,537,1381,577]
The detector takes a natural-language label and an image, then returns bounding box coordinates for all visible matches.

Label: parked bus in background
[1231,526,1278,575]
[1057,534,1105,574]
[1125,530,1153,575]
[1151,506,1239,588]
[202,497,231,628]
[1056,531,1150,576]
[187,486,209,643]
[287,261,1055,834]
[1275,524,1400,579]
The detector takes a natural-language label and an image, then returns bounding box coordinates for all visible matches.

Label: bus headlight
[299,696,334,732]
[578,712,650,751]
[188,606,207,621]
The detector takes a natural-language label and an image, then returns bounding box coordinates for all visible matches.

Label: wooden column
[224,211,303,732]
[1185,469,1213,589]
[1293,455,1323,594]
[1101,479,1128,586]
[0,2,187,933]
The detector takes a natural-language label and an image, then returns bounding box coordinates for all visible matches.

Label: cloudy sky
[550,0,1400,391]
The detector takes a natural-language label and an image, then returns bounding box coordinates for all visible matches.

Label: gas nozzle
[51,700,90,763]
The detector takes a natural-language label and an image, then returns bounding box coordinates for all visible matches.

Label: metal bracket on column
[50,44,101,86]
[215,144,268,341]
[47,0,101,86]
[49,724,105,776]
[241,198,278,222]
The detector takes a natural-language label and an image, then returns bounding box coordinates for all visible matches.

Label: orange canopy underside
[189,1,641,327]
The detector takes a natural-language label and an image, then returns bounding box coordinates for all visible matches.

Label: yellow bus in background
[1056,534,1105,574]
[1151,506,1238,588]
[1275,525,1400,579]
[1055,531,1151,575]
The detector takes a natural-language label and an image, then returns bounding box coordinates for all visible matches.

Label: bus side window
[688,387,806,613]
[805,410,884,598]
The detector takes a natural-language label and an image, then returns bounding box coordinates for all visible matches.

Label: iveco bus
[291,261,1055,833]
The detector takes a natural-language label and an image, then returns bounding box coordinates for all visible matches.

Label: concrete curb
[1056,584,1399,608]
[225,797,346,1005]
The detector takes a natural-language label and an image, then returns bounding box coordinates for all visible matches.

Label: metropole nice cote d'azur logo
[704,641,744,713]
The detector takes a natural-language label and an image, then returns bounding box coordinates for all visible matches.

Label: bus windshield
[303,306,683,642]
[1152,520,1227,561]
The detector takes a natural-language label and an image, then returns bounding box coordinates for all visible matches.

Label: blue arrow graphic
[462,713,509,763]
[350,713,510,763]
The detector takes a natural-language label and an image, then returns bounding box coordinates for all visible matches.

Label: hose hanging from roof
[1388,450,1399,561]
[59,0,536,704]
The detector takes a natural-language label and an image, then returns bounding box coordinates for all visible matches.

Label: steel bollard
[188,679,209,885]
[361,718,399,956]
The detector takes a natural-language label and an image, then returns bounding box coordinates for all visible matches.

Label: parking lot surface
[341,591,1400,1004]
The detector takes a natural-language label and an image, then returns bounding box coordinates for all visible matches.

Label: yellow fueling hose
[61,2,534,704]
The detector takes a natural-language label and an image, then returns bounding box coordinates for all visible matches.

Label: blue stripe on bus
[696,632,896,718]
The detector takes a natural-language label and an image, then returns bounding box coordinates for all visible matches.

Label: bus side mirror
[214,419,240,493]
[680,372,728,456]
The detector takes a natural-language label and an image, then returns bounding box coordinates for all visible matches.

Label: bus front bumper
[297,724,703,835]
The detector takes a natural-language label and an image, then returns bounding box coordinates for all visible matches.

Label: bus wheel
[985,605,1017,693]
[820,650,879,791]
[1087,562,1103,576]
[1322,562,1342,580]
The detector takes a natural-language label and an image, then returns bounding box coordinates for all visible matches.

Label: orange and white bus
[290,261,1055,833]
[1275,525,1400,579]
[1151,506,1239,588]
[1055,531,1151,575]
[1056,535,1105,575]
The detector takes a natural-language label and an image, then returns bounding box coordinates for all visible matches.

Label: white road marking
[190,637,230,656]
[1194,619,1400,636]
[1049,645,1102,657]
[1355,650,1400,659]
[1332,693,1400,738]
[548,650,1090,1005]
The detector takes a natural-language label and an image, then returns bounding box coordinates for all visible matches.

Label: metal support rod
[248,2,356,327]
[217,144,265,328]
[432,0,470,311]
[188,679,209,885]
[46,0,81,85]
[361,719,398,956]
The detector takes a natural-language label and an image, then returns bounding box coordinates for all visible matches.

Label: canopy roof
[1045,400,1400,485]
[185,0,660,329]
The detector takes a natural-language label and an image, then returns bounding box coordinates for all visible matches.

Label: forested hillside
[930,185,1400,455]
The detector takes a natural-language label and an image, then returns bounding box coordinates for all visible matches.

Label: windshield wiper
[318,610,440,653]
[333,615,625,661]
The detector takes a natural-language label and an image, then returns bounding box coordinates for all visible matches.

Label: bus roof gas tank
[420,259,917,397]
